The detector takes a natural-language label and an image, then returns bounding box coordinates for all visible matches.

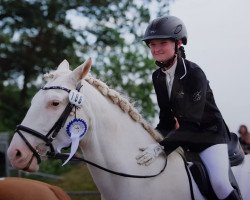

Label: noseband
[16,83,82,167]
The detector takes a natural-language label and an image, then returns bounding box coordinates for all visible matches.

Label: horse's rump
[0,177,70,200]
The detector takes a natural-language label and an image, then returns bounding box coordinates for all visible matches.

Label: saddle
[185,132,244,200]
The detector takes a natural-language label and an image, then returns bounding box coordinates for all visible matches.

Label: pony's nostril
[15,149,22,158]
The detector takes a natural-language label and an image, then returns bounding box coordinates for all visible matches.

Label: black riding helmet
[142,16,187,45]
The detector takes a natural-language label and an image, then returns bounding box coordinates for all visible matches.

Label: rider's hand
[136,143,164,166]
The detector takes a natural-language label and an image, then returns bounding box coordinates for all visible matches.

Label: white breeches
[199,144,234,199]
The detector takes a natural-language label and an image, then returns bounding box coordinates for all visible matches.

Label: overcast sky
[166,0,250,132]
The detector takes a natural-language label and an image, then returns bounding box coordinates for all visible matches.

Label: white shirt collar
[161,58,177,97]
[161,58,177,77]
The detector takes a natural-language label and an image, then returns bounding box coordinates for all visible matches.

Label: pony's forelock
[43,69,72,83]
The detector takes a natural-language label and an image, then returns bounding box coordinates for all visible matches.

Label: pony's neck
[79,79,164,196]
[81,79,156,164]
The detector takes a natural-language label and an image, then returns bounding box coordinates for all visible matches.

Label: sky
[166,0,250,132]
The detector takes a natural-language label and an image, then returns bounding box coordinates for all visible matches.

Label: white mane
[84,74,163,142]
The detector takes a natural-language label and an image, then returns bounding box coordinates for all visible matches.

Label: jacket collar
[170,56,187,101]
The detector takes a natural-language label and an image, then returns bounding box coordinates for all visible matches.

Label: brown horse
[0,177,71,200]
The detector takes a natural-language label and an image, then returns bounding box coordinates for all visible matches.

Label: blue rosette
[66,118,88,138]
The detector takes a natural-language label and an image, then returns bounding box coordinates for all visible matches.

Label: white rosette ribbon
[62,118,88,166]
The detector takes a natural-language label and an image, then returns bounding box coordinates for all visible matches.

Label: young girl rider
[136,15,241,200]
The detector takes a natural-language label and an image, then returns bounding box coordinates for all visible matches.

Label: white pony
[7,59,250,200]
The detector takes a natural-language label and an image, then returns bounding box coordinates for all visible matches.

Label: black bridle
[16,102,75,163]
[16,82,169,179]
[16,84,81,167]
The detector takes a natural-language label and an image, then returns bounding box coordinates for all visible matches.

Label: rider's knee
[211,180,234,199]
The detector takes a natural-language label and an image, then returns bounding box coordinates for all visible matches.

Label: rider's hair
[175,41,186,59]
[178,46,186,59]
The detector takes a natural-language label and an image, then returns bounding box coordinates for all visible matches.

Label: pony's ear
[57,59,70,71]
[71,58,92,81]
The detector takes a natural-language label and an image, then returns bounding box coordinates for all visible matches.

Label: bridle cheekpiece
[15,83,84,169]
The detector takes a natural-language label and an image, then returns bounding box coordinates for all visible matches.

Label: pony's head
[7,58,92,172]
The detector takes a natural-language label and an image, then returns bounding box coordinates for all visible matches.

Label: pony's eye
[52,101,60,106]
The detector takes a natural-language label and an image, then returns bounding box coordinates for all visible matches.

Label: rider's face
[148,39,176,62]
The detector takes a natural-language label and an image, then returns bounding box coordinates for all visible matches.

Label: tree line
[0,0,172,131]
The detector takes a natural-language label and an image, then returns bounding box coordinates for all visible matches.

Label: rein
[47,152,168,179]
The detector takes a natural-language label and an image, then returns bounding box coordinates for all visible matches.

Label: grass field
[47,164,100,200]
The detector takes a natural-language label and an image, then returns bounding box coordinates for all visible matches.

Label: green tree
[0,0,173,131]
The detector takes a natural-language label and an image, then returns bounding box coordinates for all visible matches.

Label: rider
[136,15,241,200]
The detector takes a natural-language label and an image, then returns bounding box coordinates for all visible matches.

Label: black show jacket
[153,56,229,152]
